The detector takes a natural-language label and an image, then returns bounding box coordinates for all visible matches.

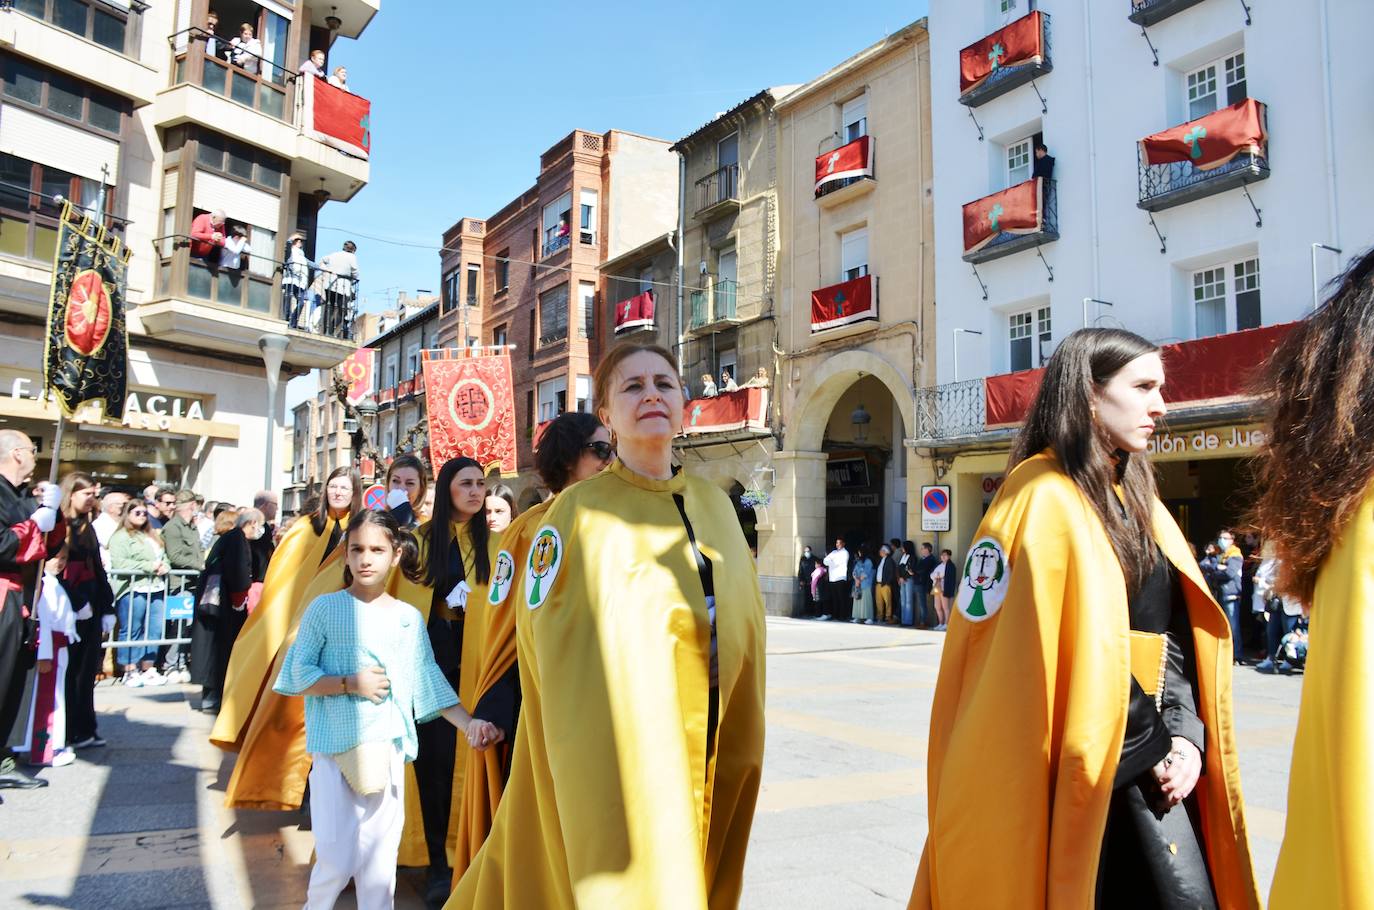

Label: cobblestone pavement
[0,617,1300,908]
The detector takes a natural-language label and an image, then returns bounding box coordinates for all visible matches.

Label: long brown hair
[312,466,361,535]
[1010,328,1162,593]
[118,498,162,546]
[1252,248,1374,605]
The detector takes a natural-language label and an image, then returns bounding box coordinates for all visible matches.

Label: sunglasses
[584,441,615,461]
[130,509,147,516]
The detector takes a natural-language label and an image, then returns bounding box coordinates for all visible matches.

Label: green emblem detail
[489,550,515,606]
[525,527,563,610]
[359,113,371,151]
[989,202,1005,232]
[957,537,1010,623]
[1184,125,1206,160]
[988,42,1005,70]
[834,290,847,316]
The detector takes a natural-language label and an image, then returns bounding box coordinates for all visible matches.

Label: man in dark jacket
[0,430,64,791]
[797,545,820,617]
[1201,529,1245,663]
[161,490,206,680]
[914,543,939,628]
[250,490,278,575]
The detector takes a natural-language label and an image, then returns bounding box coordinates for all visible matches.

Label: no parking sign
[363,484,387,511]
[921,485,951,532]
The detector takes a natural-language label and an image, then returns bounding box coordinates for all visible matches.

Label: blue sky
[323,0,931,311]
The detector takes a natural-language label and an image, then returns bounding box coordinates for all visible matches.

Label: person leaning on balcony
[203,9,229,61]
[1032,142,1055,180]
[190,210,226,265]
[230,23,262,75]
[318,241,359,339]
[720,370,738,393]
[283,233,311,330]
[328,66,350,93]
[298,49,327,79]
[741,367,771,389]
[699,374,717,398]
[220,224,251,273]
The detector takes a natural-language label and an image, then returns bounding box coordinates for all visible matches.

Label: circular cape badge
[956,536,1010,623]
[489,550,515,606]
[524,527,562,610]
[64,270,113,357]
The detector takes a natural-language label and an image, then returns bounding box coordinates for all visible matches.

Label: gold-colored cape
[209,515,344,751]
[453,497,550,882]
[389,519,490,869]
[449,460,767,909]
[1270,485,1374,907]
[911,452,1259,909]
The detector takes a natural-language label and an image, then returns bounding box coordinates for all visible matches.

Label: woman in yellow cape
[450,342,767,909]
[451,411,614,885]
[209,467,359,751]
[390,455,499,907]
[1253,251,1374,908]
[911,329,1258,909]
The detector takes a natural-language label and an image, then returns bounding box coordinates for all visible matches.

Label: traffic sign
[363,484,387,510]
[921,484,951,532]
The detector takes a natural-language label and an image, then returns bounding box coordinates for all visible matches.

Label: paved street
[0,617,1301,909]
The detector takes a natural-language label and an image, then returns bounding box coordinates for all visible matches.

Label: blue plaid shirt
[274,589,458,759]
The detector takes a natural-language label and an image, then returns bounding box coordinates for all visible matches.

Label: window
[1186,52,1246,120]
[638,266,654,296]
[247,225,274,278]
[579,189,597,245]
[1234,258,1261,329]
[1,53,128,137]
[579,281,595,339]
[539,282,569,345]
[718,132,740,169]
[15,0,132,56]
[465,264,481,307]
[0,153,113,263]
[719,350,737,382]
[1007,138,1032,185]
[538,376,568,422]
[526,389,535,430]
[1192,267,1227,336]
[493,323,508,348]
[383,353,398,388]
[382,425,396,458]
[442,267,459,314]
[542,191,572,256]
[841,95,868,143]
[496,249,510,291]
[1192,258,1261,336]
[405,343,421,379]
[841,227,869,282]
[1009,306,1052,372]
[575,375,592,413]
[1000,0,1017,12]
[194,130,288,193]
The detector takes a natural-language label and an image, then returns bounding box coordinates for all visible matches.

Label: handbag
[198,573,222,616]
[333,740,393,796]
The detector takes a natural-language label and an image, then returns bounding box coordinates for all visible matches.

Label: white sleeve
[36,581,58,660]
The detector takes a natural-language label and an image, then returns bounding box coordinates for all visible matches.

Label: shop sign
[5,372,211,431]
[827,492,879,508]
[827,457,871,489]
[1146,425,1266,458]
[981,474,1005,505]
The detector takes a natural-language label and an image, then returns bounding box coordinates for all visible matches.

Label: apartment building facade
[0,0,377,503]
[924,0,1374,557]
[765,20,936,614]
[370,295,439,459]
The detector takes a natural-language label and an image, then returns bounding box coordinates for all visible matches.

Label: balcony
[1137,100,1269,213]
[815,136,875,207]
[687,279,742,334]
[961,178,1059,265]
[377,387,395,410]
[958,11,1052,108]
[397,377,416,401]
[143,234,358,371]
[678,387,771,439]
[1127,0,1208,27]
[4,2,159,106]
[695,164,740,220]
[913,378,988,445]
[542,231,571,258]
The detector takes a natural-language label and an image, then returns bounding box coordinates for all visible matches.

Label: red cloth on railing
[984,322,1296,427]
[614,290,656,333]
[814,136,874,196]
[680,388,768,436]
[962,178,1043,255]
[959,11,1045,94]
[811,274,875,333]
[1140,99,1267,172]
[303,77,371,159]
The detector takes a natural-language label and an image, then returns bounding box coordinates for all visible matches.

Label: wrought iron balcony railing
[913,378,988,444]
[962,178,1059,265]
[169,27,296,123]
[1137,147,1269,213]
[695,164,740,216]
[1127,0,1208,27]
[713,279,738,321]
[689,289,709,330]
[542,231,571,258]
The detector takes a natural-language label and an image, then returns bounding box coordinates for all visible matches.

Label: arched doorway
[814,374,901,557]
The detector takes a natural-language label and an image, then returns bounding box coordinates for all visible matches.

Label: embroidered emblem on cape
[525,527,562,610]
[489,550,515,606]
[957,536,1009,623]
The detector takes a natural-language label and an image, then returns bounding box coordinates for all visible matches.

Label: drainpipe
[1319,0,1341,253]
[1081,0,1101,301]
[675,149,687,371]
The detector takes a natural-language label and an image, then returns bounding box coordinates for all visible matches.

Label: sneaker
[70,736,107,750]
[174,668,191,684]
[864,619,875,625]
[51,751,76,767]
[935,623,948,631]
[817,614,831,621]
[1277,660,1295,674]
[141,668,167,687]
[1254,658,1276,674]
[124,673,144,689]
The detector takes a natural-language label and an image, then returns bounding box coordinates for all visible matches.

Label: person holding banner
[452,411,612,884]
[451,342,767,909]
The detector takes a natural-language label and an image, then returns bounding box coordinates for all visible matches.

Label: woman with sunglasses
[452,411,612,883]
[451,343,766,908]
[109,500,169,688]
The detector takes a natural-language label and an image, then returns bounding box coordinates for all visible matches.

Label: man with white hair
[0,429,64,792]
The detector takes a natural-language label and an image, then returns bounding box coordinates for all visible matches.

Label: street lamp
[353,397,377,472]
[851,403,871,443]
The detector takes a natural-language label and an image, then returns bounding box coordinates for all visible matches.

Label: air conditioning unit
[342,417,359,433]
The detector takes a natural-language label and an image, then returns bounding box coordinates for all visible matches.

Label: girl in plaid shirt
[275,511,502,909]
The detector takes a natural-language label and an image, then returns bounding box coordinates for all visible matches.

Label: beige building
[765,19,936,614]
[0,0,377,504]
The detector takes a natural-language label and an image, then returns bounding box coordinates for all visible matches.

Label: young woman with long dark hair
[452,410,612,882]
[1254,249,1374,909]
[58,472,114,750]
[451,342,766,908]
[911,329,1258,909]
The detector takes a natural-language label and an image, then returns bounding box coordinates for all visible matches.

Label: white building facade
[925,0,1374,555]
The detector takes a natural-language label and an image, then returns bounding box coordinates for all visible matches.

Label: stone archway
[786,349,916,453]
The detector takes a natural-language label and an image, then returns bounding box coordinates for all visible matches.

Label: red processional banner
[302,76,371,159]
[614,289,656,333]
[422,351,517,474]
[960,11,1045,95]
[811,274,875,333]
[681,388,770,436]
[815,135,874,196]
[1140,99,1267,172]
[339,348,374,404]
[963,178,1043,255]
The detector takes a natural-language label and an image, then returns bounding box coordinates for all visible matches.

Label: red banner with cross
[962,178,1043,255]
[422,351,517,474]
[302,76,371,159]
[613,289,656,333]
[814,135,874,196]
[959,11,1045,95]
[810,274,875,333]
[1140,99,1267,172]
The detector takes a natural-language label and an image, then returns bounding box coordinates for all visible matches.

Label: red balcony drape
[959,11,1045,95]
[613,289,655,333]
[1140,99,1267,172]
[814,136,874,196]
[302,76,372,160]
[810,274,875,333]
[962,178,1043,255]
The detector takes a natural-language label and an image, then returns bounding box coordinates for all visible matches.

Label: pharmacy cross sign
[1184,125,1207,160]
[989,203,1004,232]
[988,42,1006,69]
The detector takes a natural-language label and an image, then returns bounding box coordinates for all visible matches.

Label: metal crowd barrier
[104,568,200,653]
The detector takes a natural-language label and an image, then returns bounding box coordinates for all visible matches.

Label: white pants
[304,746,405,910]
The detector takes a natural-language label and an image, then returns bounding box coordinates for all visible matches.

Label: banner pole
[48,403,64,485]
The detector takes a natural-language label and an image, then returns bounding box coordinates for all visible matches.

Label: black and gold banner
[42,202,131,419]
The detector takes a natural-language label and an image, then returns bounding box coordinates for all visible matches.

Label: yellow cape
[1270,485,1374,907]
[210,515,344,751]
[450,460,767,909]
[453,497,549,882]
[911,452,1259,909]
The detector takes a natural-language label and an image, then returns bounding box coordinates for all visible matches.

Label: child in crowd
[274,510,502,910]
[21,545,79,767]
